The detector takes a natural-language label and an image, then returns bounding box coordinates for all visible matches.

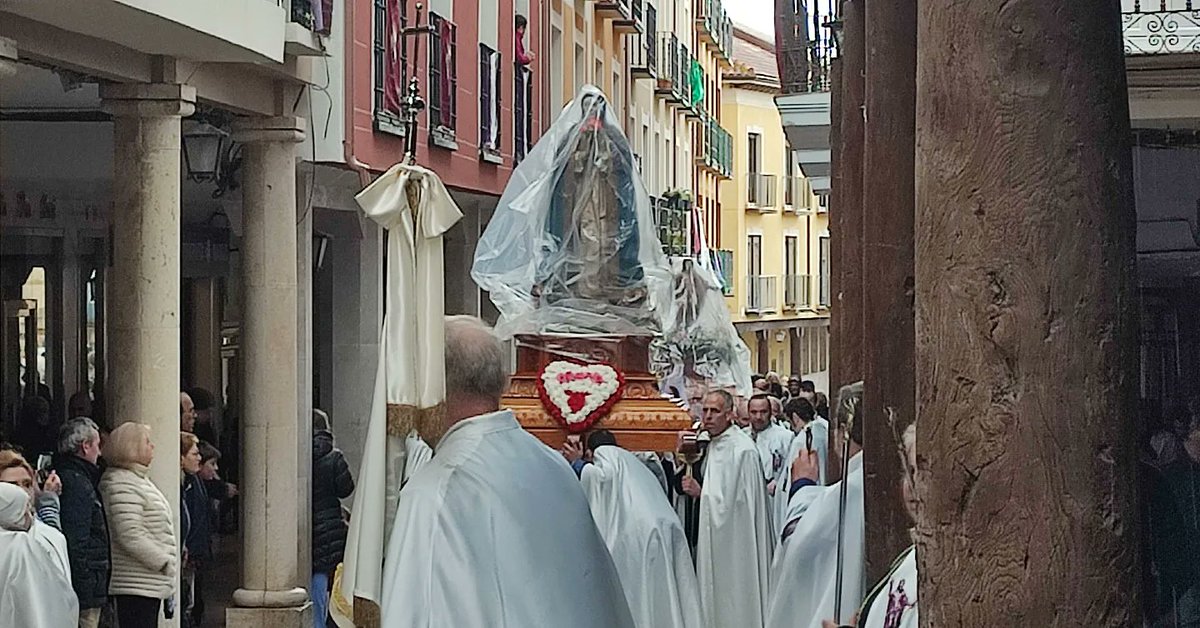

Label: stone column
[228,116,311,628]
[915,1,1139,624]
[861,0,917,584]
[100,86,194,628]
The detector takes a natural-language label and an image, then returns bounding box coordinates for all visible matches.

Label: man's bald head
[444,316,509,405]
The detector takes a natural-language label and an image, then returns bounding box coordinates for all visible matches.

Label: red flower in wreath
[536,360,625,433]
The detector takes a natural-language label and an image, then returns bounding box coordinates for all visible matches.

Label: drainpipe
[342,0,378,188]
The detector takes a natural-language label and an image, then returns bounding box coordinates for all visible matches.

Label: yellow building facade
[720,26,831,387]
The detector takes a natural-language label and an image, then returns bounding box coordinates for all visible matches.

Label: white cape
[381,410,635,628]
[580,447,704,628]
[766,452,864,628]
[335,163,459,626]
[0,527,79,627]
[859,546,917,628]
[752,422,795,537]
[696,427,775,628]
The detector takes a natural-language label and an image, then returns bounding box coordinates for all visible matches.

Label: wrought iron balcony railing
[1123,0,1200,55]
[746,275,779,314]
[746,173,779,210]
[784,274,812,309]
[629,29,658,79]
[777,0,836,93]
[655,33,684,103]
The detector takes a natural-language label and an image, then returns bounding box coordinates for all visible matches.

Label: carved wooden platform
[504,334,691,451]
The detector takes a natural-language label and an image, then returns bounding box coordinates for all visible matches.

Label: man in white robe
[783,396,830,485]
[748,394,796,537]
[335,162,461,627]
[562,431,704,628]
[678,389,775,628]
[0,483,79,627]
[767,383,865,628]
[380,316,634,628]
[822,421,919,628]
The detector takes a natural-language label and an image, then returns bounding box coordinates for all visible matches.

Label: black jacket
[183,473,213,563]
[312,430,355,573]
[53,453,111,609]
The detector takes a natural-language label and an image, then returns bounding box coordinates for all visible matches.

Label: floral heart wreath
[536,360,626,433]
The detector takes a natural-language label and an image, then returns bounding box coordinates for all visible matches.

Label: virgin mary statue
[473,85,672,338]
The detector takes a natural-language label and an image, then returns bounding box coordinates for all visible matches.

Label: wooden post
[914,1,1140,624]
[827,54,843,404]
[861,0,917,584]
[835,0,865,390]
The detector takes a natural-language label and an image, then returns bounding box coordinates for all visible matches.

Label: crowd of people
[372,315,920,628]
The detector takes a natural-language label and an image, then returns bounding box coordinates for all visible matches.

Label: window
[785,235,802,309]
[428,12,458,147]
[550,26,563,109]
[514,63,533,163]
[478,44,502,161]
[747,234,764,312]
[818,235,830,306]
[747,132,762,205]
[612,70,621,128]
[784,146,796,206]
[574,43,586,93]
[785,236,798,277]
[373,0,407,134]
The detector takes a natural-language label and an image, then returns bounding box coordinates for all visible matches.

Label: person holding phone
[0,448,70,576]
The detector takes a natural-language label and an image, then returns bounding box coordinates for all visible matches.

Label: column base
[226,603,312,628]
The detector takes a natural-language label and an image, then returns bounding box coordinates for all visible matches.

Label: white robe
[766,452,865,628]
[785,417,830,487]
[381,410,635,628]
[859,546,917,628]
[0,527,79,627]
[580,447,704,628]
[752,422,795,537]
[335,164,461,627]
[696,426,775,628]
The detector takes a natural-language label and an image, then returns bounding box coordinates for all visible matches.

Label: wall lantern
[183,122,229,182]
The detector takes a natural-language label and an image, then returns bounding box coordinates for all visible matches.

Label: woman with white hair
[99,422,178,627]
[0,481,80,626]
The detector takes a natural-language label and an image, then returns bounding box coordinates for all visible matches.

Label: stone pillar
[861,0,917,584]
[915,1,1139,624]
[100,85,194,628]
[228,116,312,628]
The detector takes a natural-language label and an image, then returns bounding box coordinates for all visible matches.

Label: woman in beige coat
[99,422,177,627]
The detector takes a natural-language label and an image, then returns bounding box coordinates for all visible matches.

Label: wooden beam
[861,0,917,584]
[915,1,1141,624]
[834,0,865,395]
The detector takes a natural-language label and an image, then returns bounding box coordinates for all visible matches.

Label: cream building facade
[720,26,830,388]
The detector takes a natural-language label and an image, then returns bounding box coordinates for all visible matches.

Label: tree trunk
[914,1,1140,625]
[834,0,865,397]
[861,0,917,585]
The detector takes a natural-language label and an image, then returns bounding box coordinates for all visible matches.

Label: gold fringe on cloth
[386,402,446,437]
[352,596,382,628]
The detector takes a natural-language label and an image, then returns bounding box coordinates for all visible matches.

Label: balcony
[745,275,779,314]
[594,0,641,34]
[783,176,813,212]
[784,274,812,310]
[1123,0,1200,55]
[746,173,779,211]
[655,33,685,104]
[685,56,705,119]
[3,0,290,64]
[714,124,733,178]
[629,30,658,79]
[655,193,693,258]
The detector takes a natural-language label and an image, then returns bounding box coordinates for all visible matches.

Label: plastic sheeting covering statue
[652,258,753,397]
[473,85,672,338]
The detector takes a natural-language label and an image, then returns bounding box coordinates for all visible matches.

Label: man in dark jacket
[54,417,110,628]
[312,409,355,628]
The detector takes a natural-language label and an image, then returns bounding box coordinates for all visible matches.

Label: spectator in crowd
[187,388,219,450]
[0,482,80,627]
[180,391,196,433]
[15,395,59,458]
[67,391,93,421]
[765,372,786,399]
[54,418,111,628]
[798,380,817,402]
[180,432,211,626]
[515,14,534,66]
[813,391,830,420]
[100,422,177,627]
[787,376,803,400]
[312,409,356,628]
[197,442,237,533]
[0,448,64,533]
